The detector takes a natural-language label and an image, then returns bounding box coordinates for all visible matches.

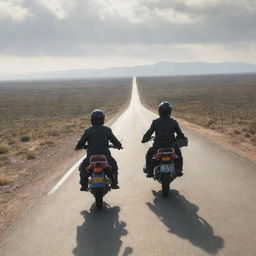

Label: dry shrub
[16,148,28,156]
[233,130,241,135]
[40,140,55,146]
[8,139,17,145]
[0,175,12,185]
[26,151,36,160]
[48,130,60,137]
[65,123,76,129]
[20,135,30,142]
[251,136,256,146]
[249,121,256,135]
[206,119,216,127]
[0,154,9,161]
[0,144,9,154]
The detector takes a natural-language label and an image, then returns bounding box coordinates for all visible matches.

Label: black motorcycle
[144,137,188,197]
[84,145,122,209]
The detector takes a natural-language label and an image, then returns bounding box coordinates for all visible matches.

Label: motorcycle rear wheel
[95,188,103,209]
[161,173,170,197]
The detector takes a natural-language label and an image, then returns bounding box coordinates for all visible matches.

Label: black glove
[176,137,188,147]
[141,137,148,143]
[75,144,83,150]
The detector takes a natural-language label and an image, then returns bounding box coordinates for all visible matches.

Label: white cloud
[91,0,150,23]
[0,0,256,72]
[91,0,197,23]
[184,0,219,7]
[0,0,31,21]
[38,0,77,19]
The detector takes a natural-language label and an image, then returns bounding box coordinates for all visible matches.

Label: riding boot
[176,170,183,177]
[79,161,89,191]
[146,168,153,178]
[110,172,119,189]
[79,170,89,191]
[80,178,89,191]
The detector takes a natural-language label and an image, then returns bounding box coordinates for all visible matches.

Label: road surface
[1,77,256,256]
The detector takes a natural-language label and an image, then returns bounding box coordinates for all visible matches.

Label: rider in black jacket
[142,101,187,178]
[75,109,122,191]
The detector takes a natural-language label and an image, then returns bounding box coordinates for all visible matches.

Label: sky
[0,0,256,74]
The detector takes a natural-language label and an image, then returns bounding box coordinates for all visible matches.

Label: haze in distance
[1,62,256,81]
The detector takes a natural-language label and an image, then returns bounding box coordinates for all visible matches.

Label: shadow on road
[147,190,224,255]
[73,203,132,256]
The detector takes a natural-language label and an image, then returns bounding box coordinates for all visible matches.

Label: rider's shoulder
[171,118,181,127]
[169,117,178,124]
[102,125,112,132]
[151,118,159,126]
[84,127,92,133]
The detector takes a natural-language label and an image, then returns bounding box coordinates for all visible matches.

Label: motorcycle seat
[86,154,112,171]
[157,148,175,154]
[90,154,107,162]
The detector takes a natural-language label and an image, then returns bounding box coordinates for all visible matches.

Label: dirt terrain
[137,74,256,162]
[1,74,255,235]
[1,78,256,256]
[0,78,132,233]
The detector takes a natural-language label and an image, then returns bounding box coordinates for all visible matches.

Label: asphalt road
[1,77,256,256]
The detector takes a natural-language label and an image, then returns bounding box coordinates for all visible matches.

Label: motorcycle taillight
[94,167,103,173]
[161,156,171,161]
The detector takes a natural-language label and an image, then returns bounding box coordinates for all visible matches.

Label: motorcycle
[144,137,188,197]
[85,145,122,209]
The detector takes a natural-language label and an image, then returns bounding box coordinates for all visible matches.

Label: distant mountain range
[1,61,256,80]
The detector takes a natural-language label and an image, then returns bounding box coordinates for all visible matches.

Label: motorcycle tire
[95,188,103,209]
[161,173,170,197]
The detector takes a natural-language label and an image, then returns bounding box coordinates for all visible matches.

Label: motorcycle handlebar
[149,136,155,141]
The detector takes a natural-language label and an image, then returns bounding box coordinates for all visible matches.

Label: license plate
[91,176,105,183]
[160,164,174,173]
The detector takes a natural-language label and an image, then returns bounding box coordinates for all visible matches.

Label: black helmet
[158,101,172,117]
[90,109,105,125]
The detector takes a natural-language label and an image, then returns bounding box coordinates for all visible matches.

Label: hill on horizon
[1,61,256,81]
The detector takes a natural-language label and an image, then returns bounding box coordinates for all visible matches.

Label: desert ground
[137,74,256,160]
[0,77,132,232]
[1,77,256,256]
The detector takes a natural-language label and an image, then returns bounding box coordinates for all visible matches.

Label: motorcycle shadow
[73,203,132,256]
[146,190,224,255]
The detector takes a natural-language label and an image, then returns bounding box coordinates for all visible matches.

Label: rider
[75,109,122,191]
[141,101,187,178]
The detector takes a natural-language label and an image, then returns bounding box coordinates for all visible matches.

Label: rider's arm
[175,121,185,139]
[75,129,88,150]
[141,120,155,143]
[108,129,122,149]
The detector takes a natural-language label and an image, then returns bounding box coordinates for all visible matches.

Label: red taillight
[161,156,171,161]
[94,167,103,173]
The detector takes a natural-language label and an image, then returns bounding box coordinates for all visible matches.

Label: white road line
[48,77,136,195]
[48,155,85,195]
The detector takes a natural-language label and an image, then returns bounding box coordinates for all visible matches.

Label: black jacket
[75,125,122,156]
[142,117,185,147]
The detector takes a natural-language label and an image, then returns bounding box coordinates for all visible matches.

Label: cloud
[0,0,255,58]
[38,0,77,19]
[90,0,196,24]
[0,0,32,21]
